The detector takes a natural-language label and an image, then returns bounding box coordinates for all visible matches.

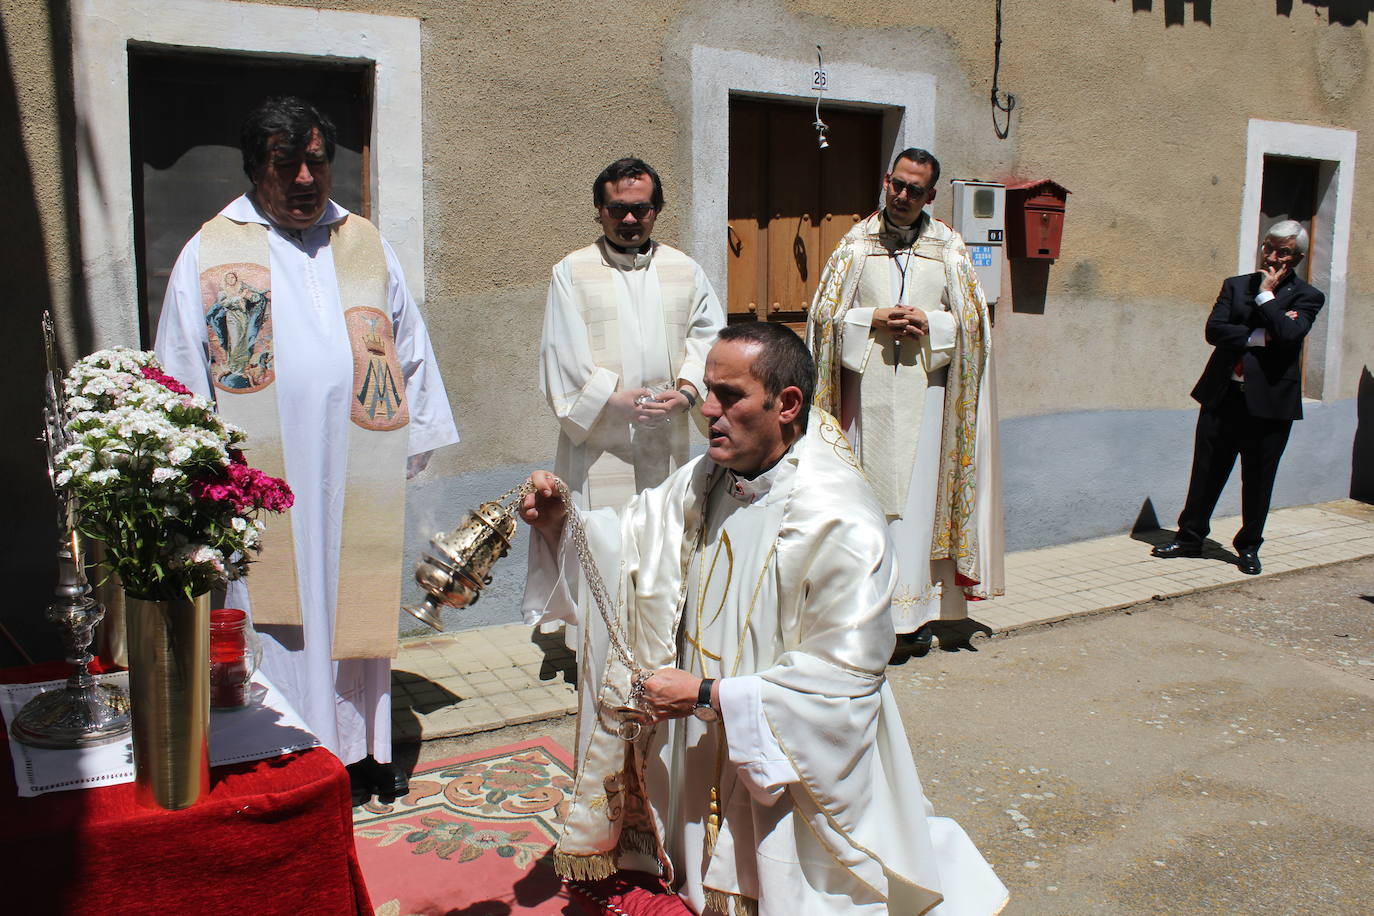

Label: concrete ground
[402,555,1374,915]
[885,555,1374,915]
[389,499,1374,744]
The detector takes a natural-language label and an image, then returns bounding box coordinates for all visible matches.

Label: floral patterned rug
[353,737,578,915]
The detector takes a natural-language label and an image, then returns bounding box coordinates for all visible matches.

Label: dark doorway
[128,47,372,347]
[1258,154,1318,283]
[727,97,882,334]
[1257,153,1322,396]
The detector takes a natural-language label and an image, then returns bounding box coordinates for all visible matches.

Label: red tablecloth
[1,664,372,915]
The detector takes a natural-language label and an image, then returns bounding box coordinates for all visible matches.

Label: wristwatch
[677,387,698,409]
[693,677,719,722]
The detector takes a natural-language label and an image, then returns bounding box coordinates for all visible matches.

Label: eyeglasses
[887,177,930,200]
[1261,241,1299,259]
[603,202,656,219]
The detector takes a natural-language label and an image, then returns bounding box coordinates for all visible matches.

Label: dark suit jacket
[1190,272,1325,420]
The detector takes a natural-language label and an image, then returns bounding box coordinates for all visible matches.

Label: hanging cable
[991,0,1016,139]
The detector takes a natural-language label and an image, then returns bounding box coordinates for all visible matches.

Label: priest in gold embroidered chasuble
[522,324,1007,915]
[807,148,1005,645]
[156,98,458,795]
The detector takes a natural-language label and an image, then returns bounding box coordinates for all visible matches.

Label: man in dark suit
[1152,220,1325,575]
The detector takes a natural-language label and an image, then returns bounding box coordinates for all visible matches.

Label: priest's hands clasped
[634,388,690,428]
[873,306,928,338]
[607,386,696,428]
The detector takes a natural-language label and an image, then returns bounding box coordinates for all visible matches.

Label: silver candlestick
[9,312,132,749]
[10,530,132,748]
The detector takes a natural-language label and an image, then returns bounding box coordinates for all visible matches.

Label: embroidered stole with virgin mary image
[198,212,410,659]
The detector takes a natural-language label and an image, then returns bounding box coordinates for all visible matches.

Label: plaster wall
[218,0,1374,471]
[1,0,90,662]
[45,0,1372,465]
[2,0,1371,647]
[1,0,81,353]
[1001,398,1357,551]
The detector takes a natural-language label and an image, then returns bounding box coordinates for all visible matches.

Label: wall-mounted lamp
[813,45,830,150]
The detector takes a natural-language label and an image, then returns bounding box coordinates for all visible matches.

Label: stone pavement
[391,498,1374,744]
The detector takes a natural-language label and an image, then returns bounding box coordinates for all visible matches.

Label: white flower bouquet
[55,347,292,600]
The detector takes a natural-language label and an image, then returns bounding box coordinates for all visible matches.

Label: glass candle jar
[209,608,261,709]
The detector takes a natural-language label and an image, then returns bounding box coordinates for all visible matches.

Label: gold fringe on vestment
[705,888,758,916]
[552,851,616,882]
[552,828,660,882]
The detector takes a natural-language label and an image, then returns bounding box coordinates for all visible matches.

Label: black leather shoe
[1151,540,1202,559]
[896,624,934,656]
[346,760,374,807]
[371,760,410,798]
[1237,550,1261,575]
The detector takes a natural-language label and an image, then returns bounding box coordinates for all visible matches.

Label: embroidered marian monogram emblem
[346,306,409,431]
[358,318,400,415]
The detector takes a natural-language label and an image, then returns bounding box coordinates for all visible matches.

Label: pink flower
[140,366,193,396]
[190,459,294,515]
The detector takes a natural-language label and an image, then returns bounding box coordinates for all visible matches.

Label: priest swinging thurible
[521,323,1008,915]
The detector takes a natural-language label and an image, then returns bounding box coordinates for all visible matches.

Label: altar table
[1,664,373,915]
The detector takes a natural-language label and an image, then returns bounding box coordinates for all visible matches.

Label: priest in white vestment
[534,156,723,512]
[156,97,458,801]
[808,148,1004,647]
[523,323,1007,915]
[526,157,724,659]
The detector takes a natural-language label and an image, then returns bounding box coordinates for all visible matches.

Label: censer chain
[501,480,647,700]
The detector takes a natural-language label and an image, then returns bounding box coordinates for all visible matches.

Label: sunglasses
[603,202,656,219]
[887,177,930,200]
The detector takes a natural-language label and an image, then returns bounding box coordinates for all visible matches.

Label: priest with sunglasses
[807,148,1004,652]
[527,157,724,638]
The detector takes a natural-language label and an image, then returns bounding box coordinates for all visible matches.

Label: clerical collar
[242,192,343,234]
[877,209,927,252]
[723,440,799,504]
[600,237,655,271]
[603,237,651,256]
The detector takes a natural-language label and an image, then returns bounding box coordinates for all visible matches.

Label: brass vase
[125,592,211,810]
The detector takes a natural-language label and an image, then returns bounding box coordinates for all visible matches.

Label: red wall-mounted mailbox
[1006,179,1070,259]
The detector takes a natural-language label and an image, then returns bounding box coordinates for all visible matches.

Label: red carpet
[353,737,578,915]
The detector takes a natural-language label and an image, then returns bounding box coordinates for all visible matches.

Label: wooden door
[727,98,881,333]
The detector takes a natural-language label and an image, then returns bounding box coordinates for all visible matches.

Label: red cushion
[567,870,694,915]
